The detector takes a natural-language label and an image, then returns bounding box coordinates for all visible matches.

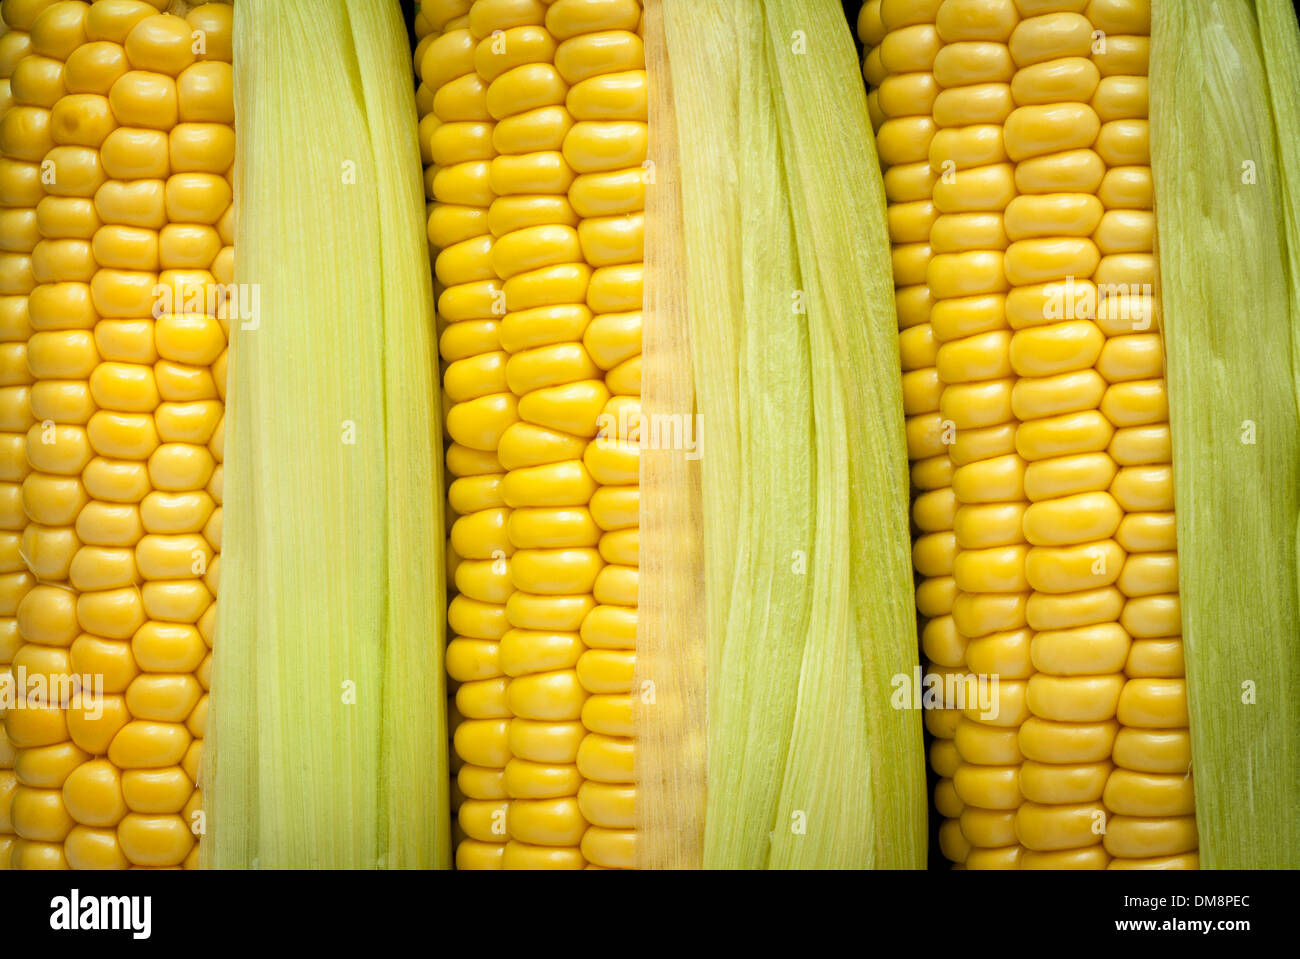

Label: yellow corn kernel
[457,679,511,722]
[175,61,231,124]
[1014,370,1107,423]
[570,169,644,222]
[951,593,1028,643]
[163,172,229,224]
[954,718,1022,766]
[185,2,232,61]
[1018,716,1118,764]
[119,12,192,76]
[951,501,1019,545]
[458,763,507,801]
[1098,164,1152,213]
[1015,149,1104,198]
[446,637,503,683]
[168,122,233,175]
[1030,622,1128,675]
[10,785,76,842]
[12,740,86,786]
[553,29,643,85]
[433,72,490,123]
[1116,676,1187,729]
[575,600,633,649]
[63,824,130,869]
[116,812,193,866]
[1017,410,1113,462]
[1019,757,1111,804]
[21,527,77,581]
[501,840,584,869]
[454,719,511,768]
[561,119,646,176]
[952,542,1026,592]
[474,25,556,82]
[455,839,505,869]
[1027,673,1124,726]
[486,63,567,123]
[951,763,1022,810]
[1103,769,1195,818]
[581,826,633,868]
[131,621,204,672]
[1111,727,1190,774]
[546,1,640,43]
[1123,638,1184,680]
[575,731,632,784]
[492,107,574,158]
[508,717,585,764]
[1104,815,1196,860]
[503,758,582,801]
[138,582,208,626]
[1116,552,1176,597]
[1023,844,1112,868]
[506,795,585,846]
[421,27,475,89]
[581,693,631,738]
[1014,799,1108,852]
[449,594,510,640]
[959,806,1019,848]
[575,648,633,695]
[70,635,138,693]
[1026,585,1124,633]
[119,765,192,814]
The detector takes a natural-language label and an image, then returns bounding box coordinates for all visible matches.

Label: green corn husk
[1257,0,1300,596]
[1151,0,1300,868]
[205,0,448,869]
[702,0,819,869]
[651,0,925,869]
[762,0,925,869]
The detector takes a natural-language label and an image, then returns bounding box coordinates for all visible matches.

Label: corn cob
[1082,0,1196,870]
[859,0,970,868]
[1,0,231,870]
[416,0,512,870]
[862,0,1195,869]
[0,0,46,871]
[418,0,644,870]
